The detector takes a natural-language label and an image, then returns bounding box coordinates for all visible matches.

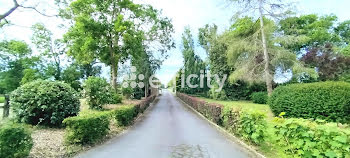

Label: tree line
[173,0,350,99]
[0,0,175,98]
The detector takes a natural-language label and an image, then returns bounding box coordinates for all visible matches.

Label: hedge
[113,106,136,126]
[10,80,80,127]
[0,123,33,158]
[63,94,157,145]
[177,93,350,156]
[63,112,111,144]
[176,92,223,124]
[251,92,268,104]
[134,95,157,114]
[269,81,350,123]
[274,118,350,158]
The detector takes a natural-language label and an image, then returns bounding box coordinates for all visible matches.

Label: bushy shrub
[63,112,110,144]
[251,92,268,104]
[238,111,267,145]
[122,87,133,99]
[176,92,223,125]
[11,80,80,126]
[222,107,267,145]
[0,123,33,158]
[113,106,136,126]
[84,77,121,110]
[274,117,350,157]
[269,81,350,123]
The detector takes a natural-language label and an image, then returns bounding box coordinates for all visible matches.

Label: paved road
[77,90,250,158]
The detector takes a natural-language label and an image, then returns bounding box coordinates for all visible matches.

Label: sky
[1,0,350,84]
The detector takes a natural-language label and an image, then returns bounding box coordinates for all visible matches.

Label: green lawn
[200,98,275,119]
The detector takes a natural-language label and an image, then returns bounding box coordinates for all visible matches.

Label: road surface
[76,90,251,158]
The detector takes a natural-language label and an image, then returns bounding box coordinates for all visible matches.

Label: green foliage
[279,14,340,52]
[238,111,267,145]
[0,123,33,158]
[32,23,65,81]
[20,68,41,85]
[10,80,80,126]
[113,106,136,126]
[64,0,174,90]
[269,81,350,123]
[222,107,267,145]
[63,112,110,144]
[274,118,350,158]
[0,40,40,93]
[178,27,208,95]
[0,96,4,103]
[122,86,133,99]
[83,77,121,110]
[62,64,82,90]
[251,92,268,104]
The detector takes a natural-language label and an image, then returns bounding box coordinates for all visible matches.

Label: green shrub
[10,80,80,127]
[222,107,267,145]
[0,96,4,103]
[251,92,268,104]
[274,118,350,158]
[238,111,267,145]
[113,106,136,126]
[63,112,110,144]
[84,77,121,110]
[269,81,350,123]
[0,123,33,158]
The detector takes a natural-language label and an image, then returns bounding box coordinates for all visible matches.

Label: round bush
[0,123,33,158]
[84,77,121,110]
[11,80,80,126]
[251,92,268,104]
[269,81,350,123]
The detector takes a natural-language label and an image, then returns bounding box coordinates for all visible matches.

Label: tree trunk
[259,0,273,96]
[110,59,118,91]
[109,48,119,91]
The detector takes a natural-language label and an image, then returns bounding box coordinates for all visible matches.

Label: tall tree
[31,23,66,80]
[180,27,207,94]
[63,0,174,90]
[228,0,293,95]
[0,40,39,93]
[222,17,316,90]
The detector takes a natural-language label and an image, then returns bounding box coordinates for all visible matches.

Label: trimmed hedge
[0,123,33,158]
[113,106,136,126]
[176,92,223,124]
[63,94,157,145]
[11,80,80,127]
[251,92,268,104]
[63,112,111,144]
[134,95,157,114]
[269,81,350,123]
[274,118,350,157]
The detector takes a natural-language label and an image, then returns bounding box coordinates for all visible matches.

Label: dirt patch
[29,128,66,158]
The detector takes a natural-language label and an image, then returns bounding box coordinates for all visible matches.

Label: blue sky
[1,0,350,84]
